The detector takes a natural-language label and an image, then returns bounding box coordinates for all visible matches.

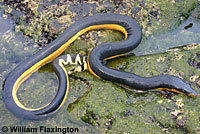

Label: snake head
[157,75,198,97]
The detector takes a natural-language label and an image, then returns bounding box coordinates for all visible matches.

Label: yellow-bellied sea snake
[2,13,197,120]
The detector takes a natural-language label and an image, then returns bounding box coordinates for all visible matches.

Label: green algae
[0,0,200,134]
[67,43,200,133]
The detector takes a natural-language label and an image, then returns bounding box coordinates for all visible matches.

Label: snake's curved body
[2,13,197,120]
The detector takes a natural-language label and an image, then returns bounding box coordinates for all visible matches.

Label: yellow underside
[12,24,128,111]
[157,88,197,97]
[156,88,184,94]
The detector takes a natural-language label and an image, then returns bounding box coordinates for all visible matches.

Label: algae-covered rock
[67,42,200,133]
[0,0,200,134]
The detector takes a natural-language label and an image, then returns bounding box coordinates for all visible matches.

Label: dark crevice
[184,23,193,30]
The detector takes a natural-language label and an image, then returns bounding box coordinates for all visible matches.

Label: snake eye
[169,84,173,88]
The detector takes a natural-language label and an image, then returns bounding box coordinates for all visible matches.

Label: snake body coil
[2,13,197,120]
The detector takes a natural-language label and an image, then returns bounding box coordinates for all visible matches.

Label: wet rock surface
[0,0,200,133]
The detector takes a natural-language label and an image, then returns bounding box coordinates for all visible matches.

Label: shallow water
[134,16,200,55]
[0,8,36,89]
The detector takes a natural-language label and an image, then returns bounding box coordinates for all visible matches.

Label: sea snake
[2,13,197,120]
